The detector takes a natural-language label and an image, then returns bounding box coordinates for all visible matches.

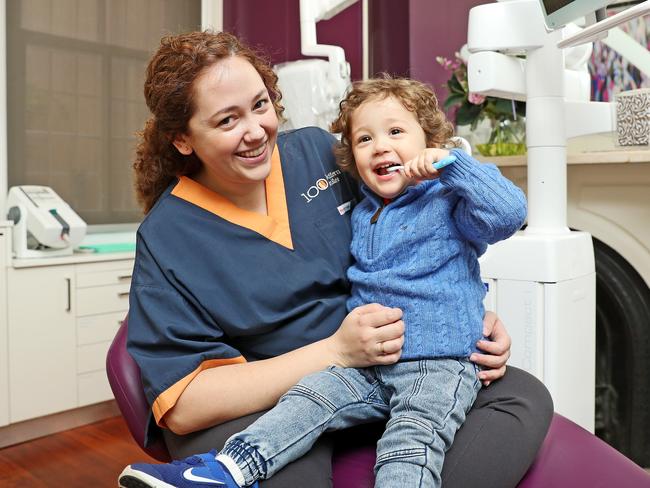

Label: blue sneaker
[118,450,259,488]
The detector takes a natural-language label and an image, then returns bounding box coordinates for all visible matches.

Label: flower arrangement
[436,53,526,156]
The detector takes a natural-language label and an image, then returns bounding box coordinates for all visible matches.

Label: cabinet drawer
[77,341,112,373]
[76,284,130,316]
[76,268,133,288]
[77,312,124,345]
[78,370,114,407]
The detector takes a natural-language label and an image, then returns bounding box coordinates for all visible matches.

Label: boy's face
[350,95,426,200]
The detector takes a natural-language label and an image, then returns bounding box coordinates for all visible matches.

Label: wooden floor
[0,416,156,487]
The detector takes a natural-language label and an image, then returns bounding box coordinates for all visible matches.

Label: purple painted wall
[409,0,484,99]
[222,0,484,98]
[369,0,410,78]
[368,0,483,99]
[223,1,300,63]
[223,0,363,80]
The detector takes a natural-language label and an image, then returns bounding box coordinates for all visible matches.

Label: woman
[124,30,553,488]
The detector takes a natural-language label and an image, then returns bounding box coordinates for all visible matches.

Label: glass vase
[476,117,527,157]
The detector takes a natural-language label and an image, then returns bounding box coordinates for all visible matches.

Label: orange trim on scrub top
[171,146,294,250]
[153,356,247,427]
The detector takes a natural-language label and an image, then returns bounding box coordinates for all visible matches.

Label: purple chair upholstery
[107,319,650,486]
[106,318,171,462]
[516,414,650,488]
[330,415,650,488]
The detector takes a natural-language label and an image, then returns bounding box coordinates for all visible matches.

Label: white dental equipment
[6,185,86,258]
[274,0,355,130]
[540,0,610,30]
[471,0,649,432]
[557,1,650,48]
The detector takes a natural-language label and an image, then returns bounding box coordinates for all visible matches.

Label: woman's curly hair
[134,31,284,213]
[330,74,454,180]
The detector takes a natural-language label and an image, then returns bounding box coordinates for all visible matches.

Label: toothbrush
[386,154,457,173]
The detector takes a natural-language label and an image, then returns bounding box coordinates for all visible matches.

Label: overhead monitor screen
[544,0,575,14]
[539,0,611,29]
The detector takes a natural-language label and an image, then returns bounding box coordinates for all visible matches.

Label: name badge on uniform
[337,200,352,215]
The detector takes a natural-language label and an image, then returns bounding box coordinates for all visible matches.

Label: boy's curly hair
[330,74,454,180]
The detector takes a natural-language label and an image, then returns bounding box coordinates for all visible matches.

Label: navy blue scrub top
[127,127,359,429]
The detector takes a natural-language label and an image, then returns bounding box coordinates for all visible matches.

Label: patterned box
[616,88,650,146]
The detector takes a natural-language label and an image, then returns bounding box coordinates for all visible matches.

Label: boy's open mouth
[374,162,401,176]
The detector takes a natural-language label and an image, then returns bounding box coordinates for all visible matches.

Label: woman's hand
[328,303,404,368]
[470,311,512,386]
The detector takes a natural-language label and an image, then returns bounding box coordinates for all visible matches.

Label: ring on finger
[378,341,385,355]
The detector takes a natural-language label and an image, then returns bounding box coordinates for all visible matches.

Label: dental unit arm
[299,0,355,103]
[469,0,650,432]
[6,185,86,258]
[274,0,355,130]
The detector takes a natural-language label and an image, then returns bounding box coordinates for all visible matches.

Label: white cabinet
[8,265,77,422]
[6,255,133,423]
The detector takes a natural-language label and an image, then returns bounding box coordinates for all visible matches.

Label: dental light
[274,0,355,130]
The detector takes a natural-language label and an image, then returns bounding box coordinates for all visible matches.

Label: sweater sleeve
[439,148,527,245]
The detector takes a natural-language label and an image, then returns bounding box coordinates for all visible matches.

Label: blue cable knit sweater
[346,149,527,359]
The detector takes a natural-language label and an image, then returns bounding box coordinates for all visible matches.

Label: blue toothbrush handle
[386,154,458,173]
[432,154,457,170]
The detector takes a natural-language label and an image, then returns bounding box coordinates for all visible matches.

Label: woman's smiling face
[173,55,279,196]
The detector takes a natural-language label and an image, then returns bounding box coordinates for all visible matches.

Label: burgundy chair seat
[106,318,171,462]
[107,320,650,487]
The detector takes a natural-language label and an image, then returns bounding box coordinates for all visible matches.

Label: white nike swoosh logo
[182,467,226,485]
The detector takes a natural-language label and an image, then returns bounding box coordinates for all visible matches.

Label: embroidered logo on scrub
[301,169,342,203]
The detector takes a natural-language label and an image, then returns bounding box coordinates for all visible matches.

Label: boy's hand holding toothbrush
[387,148,457,180]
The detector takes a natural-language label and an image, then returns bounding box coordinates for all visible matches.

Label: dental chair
[107,318,650,487]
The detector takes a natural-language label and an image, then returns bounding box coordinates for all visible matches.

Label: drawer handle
[117,275,132,281]
[117,291,130,298]
[66,278,71,312]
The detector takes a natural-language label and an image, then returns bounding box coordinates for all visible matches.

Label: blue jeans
[221,359,481,488]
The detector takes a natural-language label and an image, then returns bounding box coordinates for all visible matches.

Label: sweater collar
[360,179,438,208]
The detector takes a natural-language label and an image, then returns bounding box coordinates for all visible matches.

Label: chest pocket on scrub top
[312,203,354,274]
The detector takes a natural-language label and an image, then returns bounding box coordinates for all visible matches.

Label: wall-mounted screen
[539,0,611,29]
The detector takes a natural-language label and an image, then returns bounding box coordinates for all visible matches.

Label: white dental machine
[274,0,355,130]
[6,185,87,258]
[472,0,650,431]
[272,0,650,432]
